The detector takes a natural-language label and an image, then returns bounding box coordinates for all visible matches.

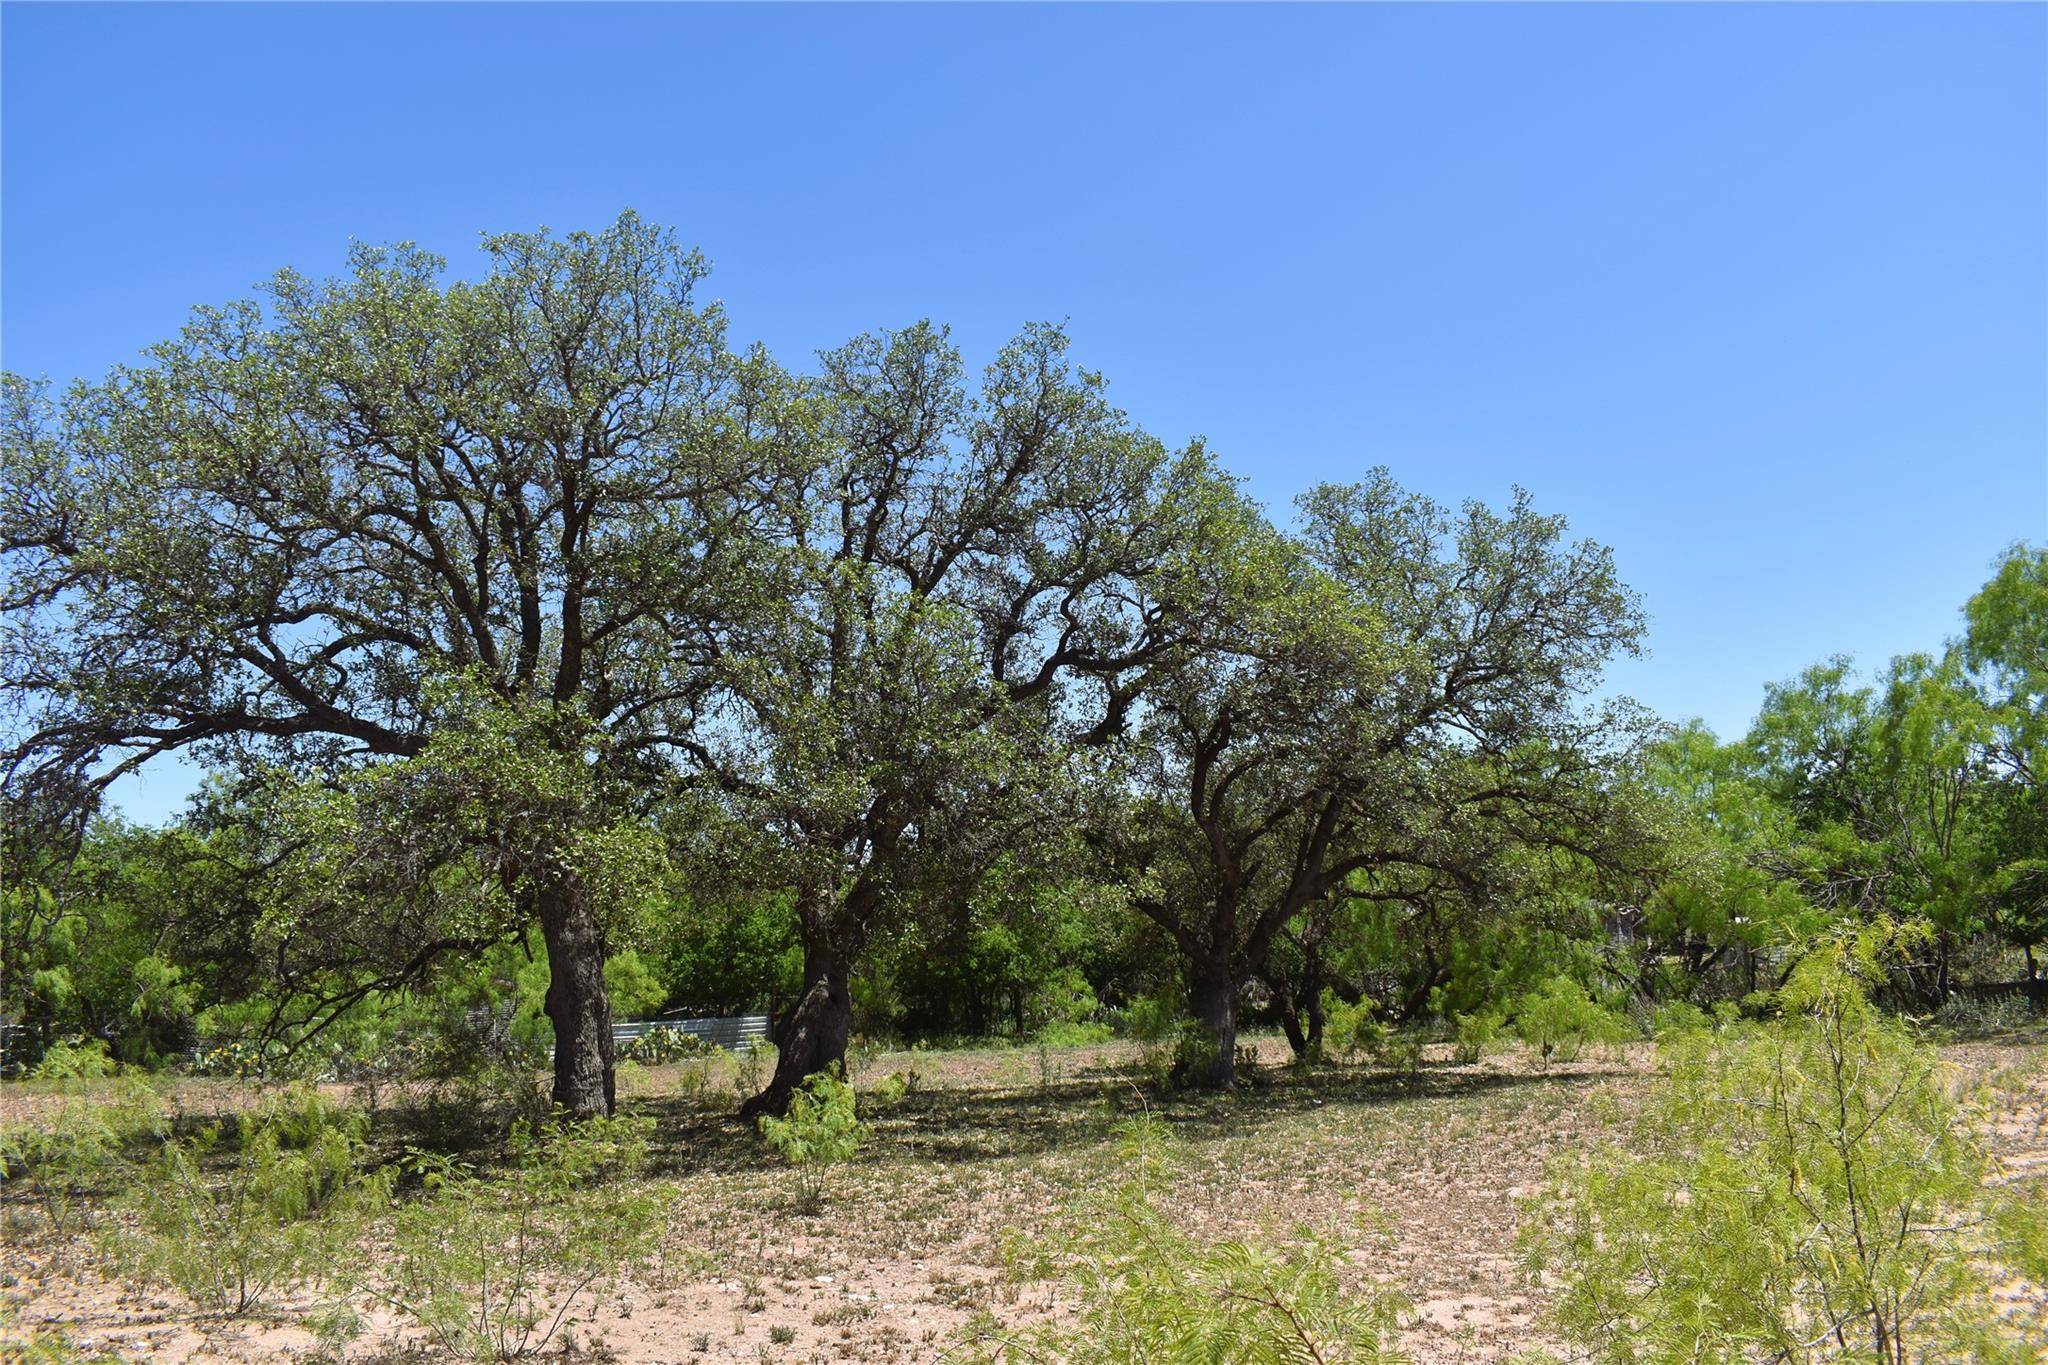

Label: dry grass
[4,1031,2044,1363]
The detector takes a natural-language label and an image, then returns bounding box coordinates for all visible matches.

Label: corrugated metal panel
[612,1015,771,1052]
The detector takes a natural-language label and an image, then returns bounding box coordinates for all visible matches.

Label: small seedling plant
[756,1066,863,1210]
[366,1112,661,1362]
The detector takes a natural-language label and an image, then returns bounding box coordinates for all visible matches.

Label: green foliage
[757,1066,864,1209]
[2,214,2038,1131]
[367,1113,660,1361]
[1324,994,1424,1071]
[878,861,1130,1039]
[1,819,211,1070]
[0,1304,126,1365]
[1523,924,2047,1362]
[614,1024,720,1066]
[1449,1008,1503,1065]
[0,1069,165,1240]
[732,1037,773,1103]
[27,1036,119,1080]
[1120,991,1184,1044]
[107,1085,389,1315]
[1647,999,1711,1038]
[642,891,800,1017]
[1511,976,1632,1064]
[1151,1021,1224,1090]
[1037,1018,1114,1048]
[977,1117,1410,1363]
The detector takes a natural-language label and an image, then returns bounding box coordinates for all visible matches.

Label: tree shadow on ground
[631,1054,1632,1179]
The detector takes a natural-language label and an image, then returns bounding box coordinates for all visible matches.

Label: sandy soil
[4,1034,2044,1363]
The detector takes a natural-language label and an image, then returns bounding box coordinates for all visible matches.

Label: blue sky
[5,3,2044,825]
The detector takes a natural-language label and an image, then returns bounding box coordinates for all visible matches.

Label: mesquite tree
[1117,471,1648,1087]
[696,322,1214,1115]
[1,214,810,1116]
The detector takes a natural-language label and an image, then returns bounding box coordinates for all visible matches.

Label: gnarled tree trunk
[537,880,616,1119]
[742,938,852,1119]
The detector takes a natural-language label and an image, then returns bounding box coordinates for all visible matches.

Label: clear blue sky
[5,3,2044,825]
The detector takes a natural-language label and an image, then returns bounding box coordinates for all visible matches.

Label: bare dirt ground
[5,1033,2045,1363]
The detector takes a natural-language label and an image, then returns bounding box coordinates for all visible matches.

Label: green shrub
[1324,995,1423,1071]
[732,1037,773,1103]
[107,1085,388,1315]
[27,1037,120,1081]
[186,1036,271,1079]
[366,1113,660,1361]
[1647,999,1710,1038]
[1522,925,2048,1362]
[757,1067,864,1210]
[975,1117,1409,1363]
[0,1304,126,1363]
[1169,1021,1220,1084]
[1,1069,166,1240]
[1511,977,1632,1063]
[1450,1008,1503,1065]
[844,1033,885,1082]
[1036,1019,1113,1048]
[1035,1039,1065,1092]
[1932,989,2042,1039]
[1119,992,1182,1044]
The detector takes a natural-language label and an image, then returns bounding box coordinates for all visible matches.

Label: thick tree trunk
[1179,966,1238,1089]
[1273,967,1329,1063]
[537,882,616,1119]
[1275,990,1309,1058]
[741,940,852,1119]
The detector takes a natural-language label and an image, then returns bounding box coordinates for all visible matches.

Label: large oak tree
[2,214,813,1116]
[692,322,1221,1114]
[1113,471,1648,1087]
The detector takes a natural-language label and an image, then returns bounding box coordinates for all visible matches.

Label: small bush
[732,1038,773,1103]
[1523,924,2048,1362]
[185,1036,272,1079]
[845,1033,884,1082]
[366,1113,660,1361]
[975,1116,1409,1362]
[0,1307,126,1364]
[1324,995,1422,1071]
[1450,1009,1503,1065]
[107,1085,389,1315]
[1168,1021,1220,1084]
[1932,989,2042,1039]
[1647,999,1710,1038]
[1,1070,166,1241]
[1036,1019,1113,1048]
[757,1067,864,1210]
[27,1037,120,1081]
[1511,977,1632,1063]
[1119,992,1182,1044]
[1035,1040,1063,1092]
